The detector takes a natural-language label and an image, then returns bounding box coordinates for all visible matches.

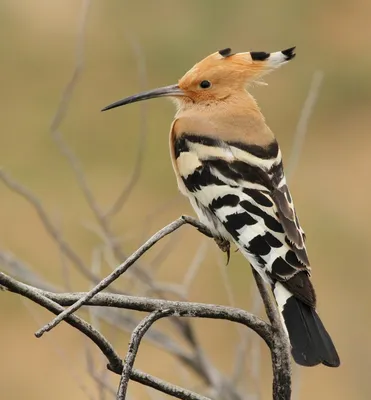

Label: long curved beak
[101,84,184,112]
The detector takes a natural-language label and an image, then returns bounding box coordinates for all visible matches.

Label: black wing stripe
[243,188,274,207]
[240,200,284,233]
[178,134,224,148]
[228,139,279,159]
[272,257,296,276]
[208,159,272,189]
[273,189,303,248]
[177,134,279,159]
[248,235,272,256]
[285,250,304,267]
[224,212,257,236]
[182,164,225,192]
[210,194,240,210]
[174,136,190,158]
[174,134,311,297]
[265,232,283,248]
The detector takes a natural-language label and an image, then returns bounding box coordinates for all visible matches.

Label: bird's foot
[214,237,231,265]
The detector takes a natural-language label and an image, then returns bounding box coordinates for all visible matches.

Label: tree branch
[104,34,148,219]
[0,272,211,400]
[0,273,272,344]
[34,216,208,337]
[287,70,324,179]
[0,272,122,371]
[252,269,291,400]
[118,309,173,399]
[0,169,102,285]
[128,368,211,400]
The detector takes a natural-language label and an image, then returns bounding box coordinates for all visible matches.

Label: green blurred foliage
[1,1,370,399]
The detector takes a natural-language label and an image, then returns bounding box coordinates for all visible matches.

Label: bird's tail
[273,282,340,367]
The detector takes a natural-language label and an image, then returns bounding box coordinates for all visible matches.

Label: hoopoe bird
[102,47,340,367]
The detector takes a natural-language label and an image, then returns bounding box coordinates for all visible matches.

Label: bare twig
[251,269,279,329]
[105,35,148,219]
[94,307,196,366]
[0,250,59,292]
[49,23,211,388]
[118,309,173,399]
[85,345,117,399]
[50,0,90,132]
[0,272,122,371]
[183,241,208,292]
[39,6,215,381]
[252,269,291,400]
[34,216,211,337]
[0,170,103,284]
[49,0,116,256]
[287,70,324,178]
[128,368,211,400]
[0,272,211,400]
[0,273,272,344]
[21,297,95,400]
[0,7,324,400]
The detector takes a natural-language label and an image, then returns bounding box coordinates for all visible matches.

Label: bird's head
[102,47,295,111]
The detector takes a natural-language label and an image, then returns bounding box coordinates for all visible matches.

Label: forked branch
[0,213,291,399]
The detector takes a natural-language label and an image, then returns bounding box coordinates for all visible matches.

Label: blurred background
[1,1,370,399]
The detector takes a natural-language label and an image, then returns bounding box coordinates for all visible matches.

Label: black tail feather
[281,296,340,367]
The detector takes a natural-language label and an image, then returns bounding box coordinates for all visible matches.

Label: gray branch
[0,214,292,399]
[118,310,173,399]
[251,270,291,400]
[34,215,209,337]
[0,272,212,400]
[0,272,122,371]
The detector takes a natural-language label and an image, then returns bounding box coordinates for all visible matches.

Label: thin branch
[183,241,208,292]
[128,368,211,400]
[49,0,114,252]
[0,272,122,371]
[286,70,324,178]
[105,35,148,219]
[0,250,59,292]
[270,336,291,400]
[149,232,181,273]
[1,284,272,345]
[93,308,193,360]
[0,169,102,284]
[232,283,263,394]
[50,0,90,132]
[46,11,213,388]
[20,297,95,400]
[251,269,279,328]
[45,0,164,308]
[13,252,220,391]
[251,269,291,400]
[0,272,211,400]
[85,344,117,399]
[34,216,209,337]
[118,309,173,399]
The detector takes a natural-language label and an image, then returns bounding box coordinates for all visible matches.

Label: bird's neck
[173,92,275,146]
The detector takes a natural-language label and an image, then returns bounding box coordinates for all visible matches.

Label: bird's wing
[173,132,314,306]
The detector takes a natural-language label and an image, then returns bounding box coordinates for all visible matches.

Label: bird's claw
[214,237,231,265]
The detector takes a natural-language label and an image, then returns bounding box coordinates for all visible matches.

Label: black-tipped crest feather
[250,51,270,61]
[218,48,233,57]
[281,47,296,60]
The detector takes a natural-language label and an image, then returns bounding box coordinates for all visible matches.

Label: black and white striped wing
[174,133,314,306]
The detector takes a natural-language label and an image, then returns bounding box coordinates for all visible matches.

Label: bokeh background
[1,1,370,399]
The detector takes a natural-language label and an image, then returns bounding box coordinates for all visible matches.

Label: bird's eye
[199,80,212,89]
